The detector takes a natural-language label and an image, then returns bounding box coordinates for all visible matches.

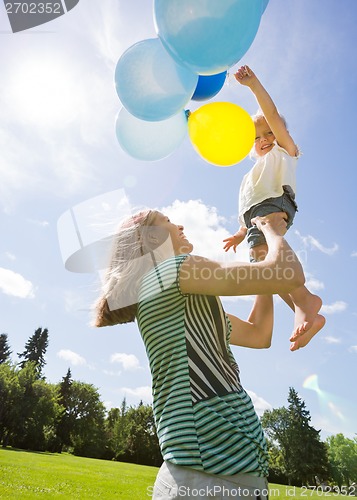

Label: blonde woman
[94,210,303,499]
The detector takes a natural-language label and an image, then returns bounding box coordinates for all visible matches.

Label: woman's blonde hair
[93,209,159,327]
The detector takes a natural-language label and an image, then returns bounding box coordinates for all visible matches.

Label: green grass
[0,448,157,499]
[0,448,350,499]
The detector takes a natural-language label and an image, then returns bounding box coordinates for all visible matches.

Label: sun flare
[7,56,82,128]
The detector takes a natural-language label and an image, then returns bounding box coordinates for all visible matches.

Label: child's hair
[251,109,288,128]
[93,209,159,327]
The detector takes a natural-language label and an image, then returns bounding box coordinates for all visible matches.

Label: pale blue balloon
[261,0,269,14]
[115,38,198,121]
[115,107,187,161]
[154,0,263,75]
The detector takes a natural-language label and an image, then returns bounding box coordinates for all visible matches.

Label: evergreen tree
[0,333,12,364]
[18,327,49,378]
[54,368,74,452]
[261,387,329,486]
[286,387,328,485]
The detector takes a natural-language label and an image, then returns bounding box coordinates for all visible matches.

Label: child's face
[254,117,275,157]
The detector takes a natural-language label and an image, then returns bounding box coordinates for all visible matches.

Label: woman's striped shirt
[137,254,268,476]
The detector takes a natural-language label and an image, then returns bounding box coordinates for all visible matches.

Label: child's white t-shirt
[238,143,299,225]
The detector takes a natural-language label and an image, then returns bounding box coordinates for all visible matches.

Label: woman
[94,209,304,499]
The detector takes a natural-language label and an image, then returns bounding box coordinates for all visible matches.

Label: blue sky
[0,0,356,440]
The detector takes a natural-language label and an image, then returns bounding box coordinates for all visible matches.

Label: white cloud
[103,369,122,377]
[295,231,338,255]
[162,199,249,262]
[322,336,341,345]
[305,275,325,292]
[321,301,347,315]
[4,252,16,261]
[351,251,357,258]
[222,295,255,303]
[0,267,35,299]
[247,390,272,417]
[27,219,50,228]
[120,386,152,403]
[57,349,87,366]
[110,352,143,371]
[348,346,357,354]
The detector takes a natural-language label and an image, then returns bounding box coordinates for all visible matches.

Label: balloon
[115,107,187,161]
[115,38,198,121]
[188,102,255,166]
[192,71,227,101]
[261,0,269,14]
[154,0,263,75]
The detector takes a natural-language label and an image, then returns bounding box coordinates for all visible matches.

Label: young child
[223,65,325,351]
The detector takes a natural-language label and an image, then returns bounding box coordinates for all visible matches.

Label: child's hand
[234,65,257,87]
[223,233,246,253]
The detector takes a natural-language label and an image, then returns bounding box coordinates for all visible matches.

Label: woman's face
[151,212,193,255]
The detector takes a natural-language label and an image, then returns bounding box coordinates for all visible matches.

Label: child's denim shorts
[243,185,298,250]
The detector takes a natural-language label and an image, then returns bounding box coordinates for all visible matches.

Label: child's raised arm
[235,65,298,157]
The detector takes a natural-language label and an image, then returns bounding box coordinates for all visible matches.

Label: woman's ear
[147,232,159,244]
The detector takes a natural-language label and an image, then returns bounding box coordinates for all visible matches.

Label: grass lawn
[0,447,350,499]
[0,448,157,499]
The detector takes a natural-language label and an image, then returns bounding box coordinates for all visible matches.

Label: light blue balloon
[154,0,263,75]
[115,107,188,161]
[261,0,269,14]
[115,38,198,121]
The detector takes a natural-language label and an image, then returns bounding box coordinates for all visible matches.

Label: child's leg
[279,290,326,351]
[250,244,325,349]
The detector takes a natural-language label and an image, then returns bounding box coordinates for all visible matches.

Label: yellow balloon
[188,102,255,166]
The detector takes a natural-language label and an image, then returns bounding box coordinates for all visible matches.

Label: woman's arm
[228,294,273,348]
[180,213,305,297]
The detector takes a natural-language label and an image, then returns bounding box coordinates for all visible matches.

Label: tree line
[1,329,356,489]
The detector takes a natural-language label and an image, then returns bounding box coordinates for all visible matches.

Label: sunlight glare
[8,57,81,127]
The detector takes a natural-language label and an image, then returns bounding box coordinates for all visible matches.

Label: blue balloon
[154,0,263,75]
[115,38,198,121]
[192,71,227,101]
[261,0,269,14]
[115,107,188,161]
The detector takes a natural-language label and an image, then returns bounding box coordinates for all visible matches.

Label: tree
[65,381,107,458]
[53,368,74,452]
[125,401,162,466]
[18,327,49,378]
[326,434,357,488]
[105,399,162,466]
[10,362,61,451]
[0,334,12,364]
[0,362,22,447]
[261,387,329,486]
[105,398,129,460]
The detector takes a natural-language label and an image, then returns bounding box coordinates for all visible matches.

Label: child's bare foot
[290,293,322,341]
[290,314,326,351]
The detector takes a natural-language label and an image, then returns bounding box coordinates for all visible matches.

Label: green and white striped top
[137,254,268,476]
